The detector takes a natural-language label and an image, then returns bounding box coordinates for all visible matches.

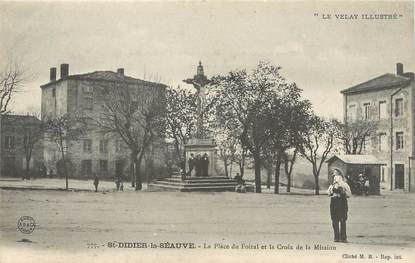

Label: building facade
[41,64,168,179]
[0,114,44,177]
[341,63,415,192]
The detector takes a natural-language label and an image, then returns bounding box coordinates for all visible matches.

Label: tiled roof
[326,154,386,165]
[341,73,411,94]
[41,71,166,88]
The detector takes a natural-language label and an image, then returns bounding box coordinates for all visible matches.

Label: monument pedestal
[146,61,245,191]
[148,137,247,191]
[184,138,217,177]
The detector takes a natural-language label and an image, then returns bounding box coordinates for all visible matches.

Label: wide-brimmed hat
[332,168,344,178]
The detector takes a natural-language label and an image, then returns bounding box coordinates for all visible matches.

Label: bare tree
[165,87,197,165]
[97,83,166,190]
[215,129,241,178]
[263,83,311,194]
[44,113,87,190]
[0,60,25,114]
[336,119,378,154]
[282,148,298,193]
[262,153,275,189]
[22,113,43,179]
[211,62,286,193]
[299,117,339,195]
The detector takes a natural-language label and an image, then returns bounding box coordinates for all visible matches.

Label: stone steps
[152,180,237,188]
[163,177,235,184]
[147,176,243,192]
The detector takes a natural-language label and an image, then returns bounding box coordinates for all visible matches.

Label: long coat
[327,181,351,221]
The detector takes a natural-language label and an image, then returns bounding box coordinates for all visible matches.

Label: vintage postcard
[0,1,414,262]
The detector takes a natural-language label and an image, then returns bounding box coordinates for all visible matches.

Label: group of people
[91,174,124,192]
[187,153,210,177]
[352,173,370,195]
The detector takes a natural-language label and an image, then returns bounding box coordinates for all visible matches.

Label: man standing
[202,153,209,177]
[188,153,195,177]
[195,154,201,177]
[327,168,351,243]
[93,173,99,192]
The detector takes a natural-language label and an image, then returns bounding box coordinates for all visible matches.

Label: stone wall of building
[41,67,169,180]
[0,115,44,178]
[343,81,414,191]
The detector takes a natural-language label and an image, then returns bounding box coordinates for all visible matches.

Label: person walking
[93,173,99,192]
[327,168,351,243]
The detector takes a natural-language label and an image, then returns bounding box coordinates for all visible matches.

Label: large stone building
[41,64,168,179]
[0,114,43,177]
[341,63,414,192]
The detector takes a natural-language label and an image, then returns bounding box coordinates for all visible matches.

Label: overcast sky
[1,1,414,119]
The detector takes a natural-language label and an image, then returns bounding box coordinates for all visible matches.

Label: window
[115,139,123,152]
[381,166,385,182]
[363,135,371,152]
[99,160,108,174]
[83,86,93,94]
[81,160,92,176]
[395,98,403,117]
[363,103,371,120]
[102,86,109,95]
[84,97,93,110]
[99,140,108,153]
[347,104,357,122]
[83,139,92,152]
[378,133,387,152]
[379,101,387,119]
[396,132,404,150]
[4,157,16,176]
[4,136,14,149]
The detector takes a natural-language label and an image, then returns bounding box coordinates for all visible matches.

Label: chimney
[396,63,404,75]
[60,63,69,79]
[50,67,57,81]
[117,68,124,76]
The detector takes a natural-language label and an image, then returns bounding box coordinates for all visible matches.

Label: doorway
[115,160,124,177]
[395,164,404,189]
[4,157,16,177]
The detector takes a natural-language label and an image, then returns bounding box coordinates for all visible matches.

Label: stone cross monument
[183,61,210,139]
[182,62,217,178]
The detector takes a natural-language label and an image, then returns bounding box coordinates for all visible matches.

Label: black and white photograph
[0,1,414,262]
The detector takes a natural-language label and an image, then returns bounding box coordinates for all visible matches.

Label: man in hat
[327,168,351,243]
[202,153,209,177]
[195,154,202,177]
[188,153,195,177]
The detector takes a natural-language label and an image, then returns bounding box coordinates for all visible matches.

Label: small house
[326,155,386,195]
